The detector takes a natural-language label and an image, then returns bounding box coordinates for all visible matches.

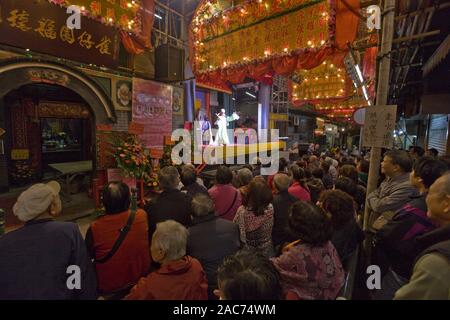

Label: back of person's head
[158,166,180,190]
[279,157,289,172]
[319,190,355,229]
[410,146,425,157]
[296,160,307,168]
[181,166,197,187]
[384,150,413,173]
[321,161,330,173]
[247,180,273,216]
[237,168,253,187]
[102,182,130,214]
[273,173,292,193]
[216,165,233,184]
[309,155,318,163]
[289,164,305,182]
[358,159,370,174]
[217,249,283,300]
[191,193,215,217]
[412,157,449,189]
[339,164,358,182]
[312,167,324,179]
[13,181,62,222]
[151,220,188,263]
[334,177,357,198]
[288,202,332,246]
[304,168,312,179]
[426,148,439,158]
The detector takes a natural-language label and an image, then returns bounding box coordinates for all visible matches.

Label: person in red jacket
[288,164,311,202]
[85,182,150,296]
[125,220,208,300]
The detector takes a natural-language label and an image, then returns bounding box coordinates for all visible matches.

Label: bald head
[426,172,450,226]
[273,174,291,192]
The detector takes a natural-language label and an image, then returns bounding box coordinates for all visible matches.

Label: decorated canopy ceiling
[290,59,350,103]
[190,0,360,87]
[315,95,369,121]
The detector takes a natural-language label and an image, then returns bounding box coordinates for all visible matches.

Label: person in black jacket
[272,173,298,250]
[318,190,364,265]
[145,166,192,242]
[0,181,97,300]
[180,165,208,198]
[187,193,241,300]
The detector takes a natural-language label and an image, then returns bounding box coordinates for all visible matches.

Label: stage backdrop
[132,78,173,149]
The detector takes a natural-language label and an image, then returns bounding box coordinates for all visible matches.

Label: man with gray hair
[125,220,208,300]
[187,193,241,299]
[272,173,298,249]
[236,168,253,200]
[144,166,192,242]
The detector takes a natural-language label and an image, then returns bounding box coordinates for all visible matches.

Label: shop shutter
[427,114,448,156]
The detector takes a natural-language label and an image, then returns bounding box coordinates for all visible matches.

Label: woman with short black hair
[271,202,344,300]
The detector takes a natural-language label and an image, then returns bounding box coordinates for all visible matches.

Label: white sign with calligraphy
[362,105,397,148]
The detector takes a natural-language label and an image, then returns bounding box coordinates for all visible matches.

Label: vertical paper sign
[362,105,397,148]
[132,79,173,149]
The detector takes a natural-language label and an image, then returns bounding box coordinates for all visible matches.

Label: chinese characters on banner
[132,79,173,149]
[0,0,119,68]
[196,1,330,72]
[362,105,398,148]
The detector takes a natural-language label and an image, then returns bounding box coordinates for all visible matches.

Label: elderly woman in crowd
[271,202,344,300]
[125,220,208,300]
[233,180,274,257]
[235,168,254,201]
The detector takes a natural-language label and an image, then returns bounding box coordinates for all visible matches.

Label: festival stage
[194,141,287,173]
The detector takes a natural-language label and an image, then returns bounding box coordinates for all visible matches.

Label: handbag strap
[94,188,138,264]
[218,189,238,218]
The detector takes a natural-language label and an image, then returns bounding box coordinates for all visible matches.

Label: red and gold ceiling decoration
[289,59,351,104]
[189,0,360,87]
[314,95,369,120]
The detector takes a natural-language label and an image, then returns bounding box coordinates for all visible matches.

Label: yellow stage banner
[195,1,330,72]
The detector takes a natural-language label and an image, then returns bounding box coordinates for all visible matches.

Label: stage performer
[196,110,213,145]
[214,108,239,146]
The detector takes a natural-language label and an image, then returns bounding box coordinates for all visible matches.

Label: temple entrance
[2,83,94,188]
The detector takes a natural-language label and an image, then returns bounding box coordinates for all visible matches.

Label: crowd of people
[0,145,449,300]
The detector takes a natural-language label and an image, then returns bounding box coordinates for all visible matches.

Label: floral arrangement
[113,134,151,180]
[146,171,159,191]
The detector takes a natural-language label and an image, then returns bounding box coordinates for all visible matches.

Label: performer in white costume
[214,108,239,146]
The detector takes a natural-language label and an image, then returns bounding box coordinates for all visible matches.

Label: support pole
[363,0,396,233]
